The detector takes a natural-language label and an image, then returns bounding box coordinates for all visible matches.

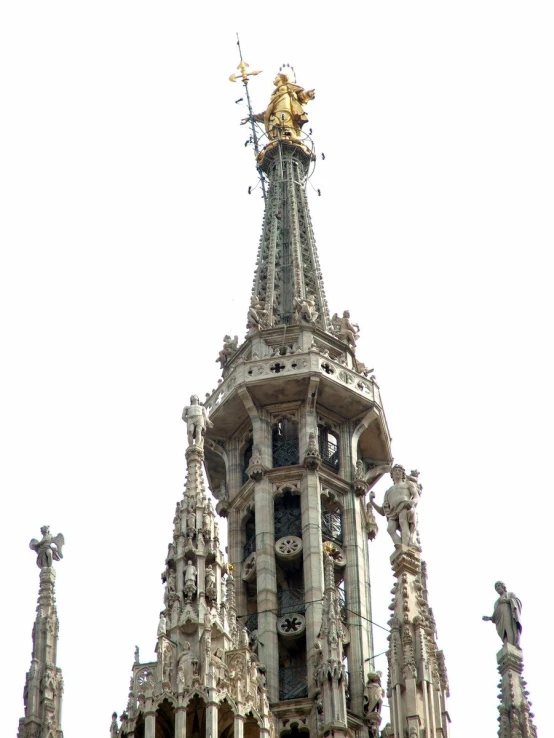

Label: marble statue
[216,334,239,368]
[483,581,522,648]
[205,564,216,594]
[354,459,365,480]
[370,465,420,548]
[294,293,318,324]
[337,310,360,348]
[178,642,195,688]
[157,612,167,637]
[247,295,268,330]
[246,71,315,142]
[29,526,65,569]
[182,395,213,449]
[184,559,197,597]
[364,671,384,714]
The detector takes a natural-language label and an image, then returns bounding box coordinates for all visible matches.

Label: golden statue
[245,71,315,143]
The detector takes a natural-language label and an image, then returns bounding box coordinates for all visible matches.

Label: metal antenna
[230,34,267,202]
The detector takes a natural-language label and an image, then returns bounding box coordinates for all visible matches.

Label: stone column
[342,492,373,714]
[300,467,323,692]
[175,705,187,738]
[234,713,245,738]
[144,711,155,738]
[205,701,218,738]
[255,474,279,702]
[497,643,537,738]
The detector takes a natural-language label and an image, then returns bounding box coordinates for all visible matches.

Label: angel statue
[29,526,65,568]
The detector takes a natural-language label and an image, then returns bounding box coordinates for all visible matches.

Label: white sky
[1,3,552,737]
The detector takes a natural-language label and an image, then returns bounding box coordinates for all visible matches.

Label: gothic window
[274,493,301,539]
[321,506,343,545]
[243,511,256,560]
[272,418,299,468]
[242,438,253,484]
[318,424,339,471]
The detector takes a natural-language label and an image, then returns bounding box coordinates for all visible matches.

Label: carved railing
[272,438,300,468]
[278,588,305,615]
[319,436,339,470]
[321,510,343,544]
[279,665,308,700]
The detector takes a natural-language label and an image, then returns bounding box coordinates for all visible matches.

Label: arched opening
[244,712,261,738]
[218,699,234,738]
[155,699,175,738]
[134,712,145,738]
[272,418,299,467]
[186,695,206,738]
[318,424,339,471]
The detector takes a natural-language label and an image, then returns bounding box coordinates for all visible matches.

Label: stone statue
[216,334,239,368]
[294,293,318,324]
[482,581,522,648]
[134,646,140,664]
[178,641,195,688]
[205,564,216,595]
[370,465,420,548]
[246,71,315,142]
[337,310,360,348]
[157,612,167,637]
[184,559,197,598]
[29,526,65,569]
[364,671,384,714]
[247,295,268,331]
[354,459,365,480]
[182,395,213,449]
[162,641,173,683]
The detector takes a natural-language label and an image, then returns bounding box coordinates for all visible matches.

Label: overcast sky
[1,3,552,737]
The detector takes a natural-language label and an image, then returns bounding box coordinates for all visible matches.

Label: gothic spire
[19,526,65,738]
[243,70,333,334]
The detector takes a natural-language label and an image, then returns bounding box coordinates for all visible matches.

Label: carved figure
[134,646,140,664]
[247,295,268,330]
[205,564,216,597]
[294,293,318,324]
[337,310,360,348]
[370,465,420,548]
[216,334,239,368]
[182,395,213,449]
[355,459,365,480]
[157,612,167,637]
[178,642,195,688]
[306,431,319,457]
[29,526,65,569]
[184,559,197,597]
[162,641,173,683]
[364,671,384,714]
[483,581,523,648]
[247,71,315,142]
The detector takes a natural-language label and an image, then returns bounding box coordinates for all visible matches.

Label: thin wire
[236,596,390,633]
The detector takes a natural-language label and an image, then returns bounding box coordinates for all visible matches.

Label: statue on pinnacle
[29,525,65,568]
[370,465,421,548]
[182,394,213,449]
[242,66,315,143]
[483,581,523,648]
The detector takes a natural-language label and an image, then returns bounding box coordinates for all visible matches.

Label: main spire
[239,67,332,334]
